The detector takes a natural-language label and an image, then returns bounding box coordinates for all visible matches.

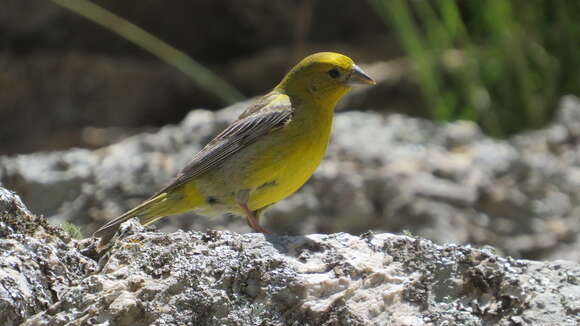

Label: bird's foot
[239,202,271,234]
[246,214,271,234]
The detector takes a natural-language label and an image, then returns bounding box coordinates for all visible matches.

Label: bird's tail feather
[93,193,182,248]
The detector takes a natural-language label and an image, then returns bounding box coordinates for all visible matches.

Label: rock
[3,97,580,262]
[0,187,578,325]
[0,187,96,326]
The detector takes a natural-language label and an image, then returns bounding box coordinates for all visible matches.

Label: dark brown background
[0,0,401,154]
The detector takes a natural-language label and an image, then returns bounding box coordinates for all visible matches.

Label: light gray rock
[1,187,578,325]
[0,188,96,326]
[3,97,580,262]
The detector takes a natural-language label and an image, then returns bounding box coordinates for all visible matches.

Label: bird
[93,52,375,247]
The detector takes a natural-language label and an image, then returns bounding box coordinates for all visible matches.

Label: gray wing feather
[151,95,293,196]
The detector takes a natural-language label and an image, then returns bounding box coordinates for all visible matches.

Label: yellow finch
[94,52,375,246]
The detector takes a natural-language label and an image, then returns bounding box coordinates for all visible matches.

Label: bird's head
[275,52,375,106]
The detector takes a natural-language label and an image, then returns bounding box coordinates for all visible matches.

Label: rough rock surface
[3,97,580,262]
[0,188,96,326]
[1,188,578,325]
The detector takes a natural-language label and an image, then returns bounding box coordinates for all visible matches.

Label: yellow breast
[245,109,333,211]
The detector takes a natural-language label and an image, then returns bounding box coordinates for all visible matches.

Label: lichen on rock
[1,187,578,325]
[0,188,97,325]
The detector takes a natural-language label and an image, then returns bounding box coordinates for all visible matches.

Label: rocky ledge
[1,187,578,325]
[4,97,580,263]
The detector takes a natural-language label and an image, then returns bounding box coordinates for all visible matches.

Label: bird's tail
[93,191,194,248]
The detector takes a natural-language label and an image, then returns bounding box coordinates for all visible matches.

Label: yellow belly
[186,106,334,216]
[243,115,333,211]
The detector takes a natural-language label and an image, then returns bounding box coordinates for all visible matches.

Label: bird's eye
[327,68,340,79]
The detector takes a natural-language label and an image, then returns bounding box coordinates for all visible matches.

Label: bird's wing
[151,92,293,197]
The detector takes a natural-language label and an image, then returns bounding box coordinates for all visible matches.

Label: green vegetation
[49,0,580,136]
[51,0,244,105]
[371,0,580,137]
[62,222,83,240]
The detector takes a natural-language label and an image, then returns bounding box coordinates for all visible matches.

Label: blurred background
[2,0,579,154]
[1,0,580,261]
[1,0,391,154]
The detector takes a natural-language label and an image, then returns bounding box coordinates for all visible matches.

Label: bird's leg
[239,202,271,234]
[237,189,271,234]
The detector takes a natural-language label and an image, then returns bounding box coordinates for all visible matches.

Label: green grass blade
[51,0,244,104]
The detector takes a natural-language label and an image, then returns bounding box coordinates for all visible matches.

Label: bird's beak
[347,64,376,86]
